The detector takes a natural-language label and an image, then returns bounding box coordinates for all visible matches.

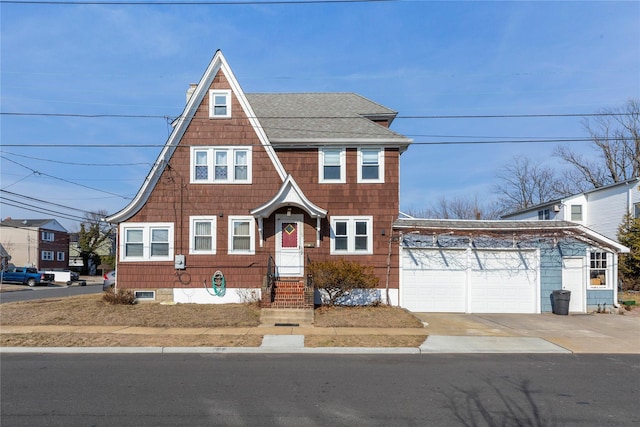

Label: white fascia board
[272,138,412,146]
[575,225,630,253]
[250,174,327,219]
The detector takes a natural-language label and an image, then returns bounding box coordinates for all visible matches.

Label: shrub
[307,259,379,306]
[102,288,136,305]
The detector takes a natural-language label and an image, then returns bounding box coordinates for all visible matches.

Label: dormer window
[209,90,231,118]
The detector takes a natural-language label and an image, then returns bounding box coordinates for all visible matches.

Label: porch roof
[250,174,327,219]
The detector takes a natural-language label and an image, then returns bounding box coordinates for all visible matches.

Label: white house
[501,177,640,243]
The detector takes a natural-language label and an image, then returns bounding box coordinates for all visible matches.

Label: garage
[401,246,539,313]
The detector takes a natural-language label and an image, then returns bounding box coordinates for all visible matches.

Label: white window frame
[319,148,346,183]
[228,216,255,255]
[634,202,640,219]
[570,205,583,221]
[538,209,550,220]
[330,216,373,255]
[190,146,252,184]
[208,89,232,118]
[357,147,385,183]
[42,231,54,241]
[119,223,174,262]
[588,251,609,289]
[41,250,54,261]
[189,216,216,254]
[56,251,65,261]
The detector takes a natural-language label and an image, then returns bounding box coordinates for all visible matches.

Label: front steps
[260,308,314,327]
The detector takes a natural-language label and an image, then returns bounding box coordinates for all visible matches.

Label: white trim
[190,146,252,184]
[319,148,346,183]
[250,174,327,219]
[189,216,217,255]
[208,89,232,118]
[330,216,373,255]
[357,147,385,183]
[119,222,174,262]
[228,216,255,255]
[41,250,54,261]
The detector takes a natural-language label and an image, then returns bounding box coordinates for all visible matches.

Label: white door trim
[275,214,304,277]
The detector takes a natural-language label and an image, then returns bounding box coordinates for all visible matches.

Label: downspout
[612,251,620,309]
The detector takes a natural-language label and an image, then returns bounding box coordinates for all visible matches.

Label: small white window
[589,251,608,288]
[228,216,255,254]
[209,90,231,118]
[330,216,373,255]
[42,231,54,241]
[570,205,583,221]
[120,223,174,262]
[191,147,252,184]
[634,202,640,219]
[41,250,54,261]
[357,148,384,183]
[538,209,550,220]
[189,216,216,254]
[57,251,65,261]
[319,148,345,183]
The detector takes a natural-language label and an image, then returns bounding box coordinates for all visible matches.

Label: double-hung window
[120,223,174,262]
[42,231,54,241]
[191,147,252,184]
[358,148,384,183]
[209,90,231,118]
[319,148,345,183]
[57,252,65,261]
[570,205,583,221]
[589,252,608,288]
[537,209,550,220]
[330,216,373,254]
[190,216,216,254]
[41,251,54,261]
[228,216,255,254]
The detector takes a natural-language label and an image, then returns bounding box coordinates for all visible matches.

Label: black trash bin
[552,290,571,315]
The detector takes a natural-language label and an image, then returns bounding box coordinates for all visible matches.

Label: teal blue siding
[539,243,587,312]
[587,289,614,311]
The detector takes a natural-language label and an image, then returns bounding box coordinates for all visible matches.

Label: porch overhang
[250,174,327,247]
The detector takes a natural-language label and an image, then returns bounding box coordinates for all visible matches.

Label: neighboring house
[393,218,629,313]
[105,50,412,305]
[501,177,640,243]
[0,218,69,270]
[0,243,11,269]
[69,232,116,274]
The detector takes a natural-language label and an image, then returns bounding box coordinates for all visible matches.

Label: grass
[0,294,426,347]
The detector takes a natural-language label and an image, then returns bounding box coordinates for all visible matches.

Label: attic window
[209,90,231,118]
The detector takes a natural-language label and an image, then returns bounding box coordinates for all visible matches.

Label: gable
[105,50,286,224]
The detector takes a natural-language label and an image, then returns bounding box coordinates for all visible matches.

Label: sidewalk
[2,312,639,354]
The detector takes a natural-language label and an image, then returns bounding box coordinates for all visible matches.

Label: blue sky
[1,0,638,231]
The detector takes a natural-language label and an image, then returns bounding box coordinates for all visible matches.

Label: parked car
[103,270,116,291]
[1,265,55,287]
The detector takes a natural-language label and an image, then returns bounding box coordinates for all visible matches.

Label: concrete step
[260,308,314,327]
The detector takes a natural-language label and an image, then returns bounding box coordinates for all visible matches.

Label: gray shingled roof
[246,93,411,146]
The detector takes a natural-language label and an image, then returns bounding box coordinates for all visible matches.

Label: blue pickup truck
[0,266,55,287]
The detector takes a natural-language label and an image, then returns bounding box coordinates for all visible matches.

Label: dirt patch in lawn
[0,333,262,348]
[0,294,426,347]
[313,305,423,328]
[0,294,261,328]
[305,335,427,348]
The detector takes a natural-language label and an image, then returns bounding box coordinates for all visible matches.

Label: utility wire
[1,111,633,119]
[1,0,397,5]
[1,156,131,199]
[1,189,108,218]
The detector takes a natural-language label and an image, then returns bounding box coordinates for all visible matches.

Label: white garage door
[401,247,539,313]
[401,248,467,312]
[469,250,538,313]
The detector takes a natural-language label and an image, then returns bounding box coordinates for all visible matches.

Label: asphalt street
[1,353,638,426]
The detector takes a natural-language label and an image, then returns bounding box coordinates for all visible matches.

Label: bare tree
[406,195,502,220]
[76,209,115,275]
[493,156,563,213]
[554,98,640,188]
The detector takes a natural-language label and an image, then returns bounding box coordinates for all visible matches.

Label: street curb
[0,346,421,354]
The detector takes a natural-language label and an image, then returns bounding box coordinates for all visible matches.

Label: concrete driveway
[413,311,640,353]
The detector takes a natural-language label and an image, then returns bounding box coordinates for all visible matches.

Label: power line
[0,151,152,167]
[1,111,633,120]
[1,189,108,218]
[1,156,131,199]
[1,0,397,5]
